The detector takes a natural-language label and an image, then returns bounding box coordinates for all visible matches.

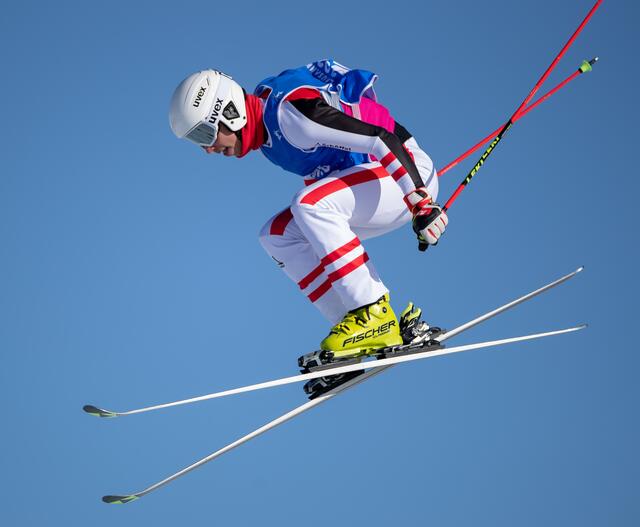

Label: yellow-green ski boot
[299,298,443,398]
[320,294,403,360]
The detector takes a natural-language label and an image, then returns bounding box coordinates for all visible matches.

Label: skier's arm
[393,121,439,201]
[282,97,423,196]
[283,96,447,250]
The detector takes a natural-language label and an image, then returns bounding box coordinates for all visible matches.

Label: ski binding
[298,310,445,398]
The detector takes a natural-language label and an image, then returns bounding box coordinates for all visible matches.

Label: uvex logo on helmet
[192,86,207,108]
[207,97,224,125]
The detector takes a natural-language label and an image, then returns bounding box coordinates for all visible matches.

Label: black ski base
[305,371,366,400]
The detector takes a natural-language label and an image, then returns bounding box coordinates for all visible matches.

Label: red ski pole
[438,57,598,178]
[442,0,603,212]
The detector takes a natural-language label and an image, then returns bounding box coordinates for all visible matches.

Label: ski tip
[83,405,117,418]
[575,265,585,274]
[102,494,139,504]
[565,324,588,333]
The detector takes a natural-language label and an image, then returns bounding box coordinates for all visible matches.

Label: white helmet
[169,69,247,147]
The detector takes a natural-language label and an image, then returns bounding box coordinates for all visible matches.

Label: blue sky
[1,0,638,525]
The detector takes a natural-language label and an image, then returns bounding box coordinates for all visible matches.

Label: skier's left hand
[404,187,449,252]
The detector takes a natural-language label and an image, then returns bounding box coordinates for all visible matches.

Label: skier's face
[203,124,242,157]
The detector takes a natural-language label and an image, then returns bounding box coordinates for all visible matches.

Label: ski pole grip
[419,241,429,252]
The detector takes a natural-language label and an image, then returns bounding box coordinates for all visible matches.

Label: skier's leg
[259,208,347,324]
[290,162,417,356]
[260,161,426,347]
[290,162,413,311]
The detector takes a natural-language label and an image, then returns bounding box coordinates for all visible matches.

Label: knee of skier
[258,208,303,265]
[258,224,287,269]
[258,219,277,255]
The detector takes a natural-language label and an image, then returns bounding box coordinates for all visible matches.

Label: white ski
[87,326,583,419]
[99,267,584,503]
[86,267,582,419]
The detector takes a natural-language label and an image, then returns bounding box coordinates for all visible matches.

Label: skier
[169,60,448,360]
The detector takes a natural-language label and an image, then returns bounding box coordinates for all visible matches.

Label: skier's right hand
[404,187,449,252]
